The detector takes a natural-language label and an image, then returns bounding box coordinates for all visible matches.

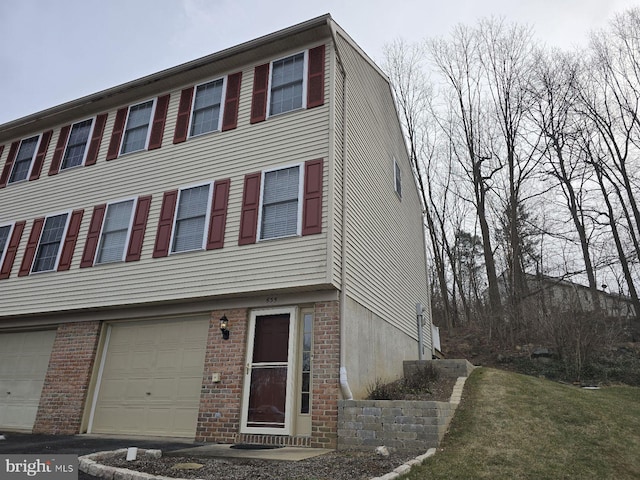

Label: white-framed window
[0,222,14,268]
[61,118,95,170]
[170,182,213,253]
[268,51,308,117]
[190,77,226,137]
[258,164,303,240]
[32,212,70,273]
[95,198,136,264]
[9,135,41,184]
[393,158,402,198]
[120,99,155,155]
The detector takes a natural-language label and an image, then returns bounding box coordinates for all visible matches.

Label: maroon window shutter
[250,64,270,124]
[0,221,25,280]
[173,87,194,144]
[207,179,230,250]
[307,45,325,109]
[0,141,19,188]
[49,125,71,176]
[302,159,324,236]
[222,72,242,131]
[0,145,4,160]
[238,173,261,245]
[28,130,52,181]
[148,95,170,150]
[85,113,108,166]
[57,209,84,271]
[106,107,128,160]
[126,195,152,262]
[153,190,178,258]
[80,204,106,268]
[18,218,45,276]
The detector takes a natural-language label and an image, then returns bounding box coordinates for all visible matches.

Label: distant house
[0,15,432,448]
[497,272,636,319]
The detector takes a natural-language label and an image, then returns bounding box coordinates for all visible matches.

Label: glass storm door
[241,308,297,434]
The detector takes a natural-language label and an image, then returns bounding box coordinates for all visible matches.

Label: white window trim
[93,196,139,266]
[266,50,308,119]
[188,75,227,139]
[256,163,304,242]
[30,210,72,274]
[168,181,214,255]
[0,221,15,269]
[9,134,42,185]
[60,116,97,171]
[119,98,157,156]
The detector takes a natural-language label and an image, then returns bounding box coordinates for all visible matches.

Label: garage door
[90,317,209,437]
[0,330,56,430]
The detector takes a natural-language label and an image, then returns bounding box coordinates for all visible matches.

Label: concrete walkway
[167,443,332,460]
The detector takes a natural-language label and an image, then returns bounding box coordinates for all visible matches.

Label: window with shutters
[190,78,225,137]
[95,199,135,264]
[32,212,70,273]
[393,158,402,198]
[269,52,306,117]
[121,100,155,154]
[259,165,302,240]
[9,135,40,184]
[0,223,13,268]
[171,183,212,253]
[61,118,95,170]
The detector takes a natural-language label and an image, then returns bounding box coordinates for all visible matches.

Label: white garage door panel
[0,330,56,430]
[91,317,209,437]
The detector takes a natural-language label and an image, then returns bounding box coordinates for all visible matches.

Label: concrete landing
[165,444,333,461]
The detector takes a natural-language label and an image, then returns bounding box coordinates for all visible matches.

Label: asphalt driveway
[0,432,201,479]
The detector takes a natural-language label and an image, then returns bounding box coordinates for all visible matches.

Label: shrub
[366,364,440,400]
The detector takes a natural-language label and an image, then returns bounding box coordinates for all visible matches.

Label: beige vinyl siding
[0,41,335,317]
[336,33,431,342]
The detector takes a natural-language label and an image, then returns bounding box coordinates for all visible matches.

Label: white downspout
[331,23,353,400]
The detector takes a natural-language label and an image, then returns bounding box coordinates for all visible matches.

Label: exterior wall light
[219,315,230,340]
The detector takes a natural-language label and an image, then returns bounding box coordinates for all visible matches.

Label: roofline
[0,13,333,136]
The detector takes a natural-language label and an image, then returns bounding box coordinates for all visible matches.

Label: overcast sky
[0,0,637,125]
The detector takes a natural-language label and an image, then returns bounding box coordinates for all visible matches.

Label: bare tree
[429,25,503,326]
[382,39,456,333]
[530,49,601,308]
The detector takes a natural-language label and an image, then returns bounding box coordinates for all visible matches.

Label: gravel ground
[103,448,428,480]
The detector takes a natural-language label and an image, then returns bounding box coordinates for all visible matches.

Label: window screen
[121,100,154,154]
[172,184,211,252]
[9,136,39,183]
[261,166,300,239]
[33,213,68,273]
[270,53,305,116]
[62,119,93,170]
[96,200,134,264]
[191,79,224,136]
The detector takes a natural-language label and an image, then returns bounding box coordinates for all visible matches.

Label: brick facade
[310,300,341,448]
[197,301,342,448]
[196,308,248,443]
[33,321,101,434]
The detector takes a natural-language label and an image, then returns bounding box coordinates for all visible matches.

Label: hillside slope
[403,368,640,479]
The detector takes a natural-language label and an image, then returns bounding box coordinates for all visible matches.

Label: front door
[241,308,297,435]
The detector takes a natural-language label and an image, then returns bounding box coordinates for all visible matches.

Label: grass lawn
[401,368,640,479]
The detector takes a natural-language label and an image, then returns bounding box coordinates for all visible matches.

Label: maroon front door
[242,310,294,433]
